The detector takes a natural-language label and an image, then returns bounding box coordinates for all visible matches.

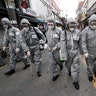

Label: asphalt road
[0,50,96,96]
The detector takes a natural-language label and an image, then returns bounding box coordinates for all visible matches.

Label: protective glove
[16,48,20,53]
[39,39,44,44]
[52,47,57,52]
[3,47,6,51]
[60,58,67,62]
[60,59,65,62]
[84,53,89,58]
[27,51,31,57]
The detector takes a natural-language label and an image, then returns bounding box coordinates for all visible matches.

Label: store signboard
[22,7,36,17]
[87,2,96,16]
[21,0,36,17]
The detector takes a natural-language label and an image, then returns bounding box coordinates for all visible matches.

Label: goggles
[1,22,7,25]
[47,22,54,26]
[21,23,29,27]
[90,21,96,25]
[69,23,77,28]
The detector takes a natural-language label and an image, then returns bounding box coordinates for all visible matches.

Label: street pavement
[0,50,96,96]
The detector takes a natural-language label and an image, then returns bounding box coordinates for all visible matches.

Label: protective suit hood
[67,17,77,25]
[47,17,55,23]
[88,14,96,30]
[67,17,77,32]
[88,14,96,23]
[47,17,56,30]
[21,18,30,25]
[1,17,10,24]
[1,17,12,29]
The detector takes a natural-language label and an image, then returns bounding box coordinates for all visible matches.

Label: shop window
[0,0,6,8]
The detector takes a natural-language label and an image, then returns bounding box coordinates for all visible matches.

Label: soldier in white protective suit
[1,17,30,75]
[60,17,80,90]
[81,14,96,82]
[46,18,65,81]
[20,18,46,77]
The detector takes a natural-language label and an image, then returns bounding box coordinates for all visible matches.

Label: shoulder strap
[11,27,16,36]
[55,28,61,41]
[64,30,67,45]
[25,30,32,40]
[33,27,41,40]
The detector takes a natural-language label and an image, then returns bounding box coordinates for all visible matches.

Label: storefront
[15,0,38,27]
[0,0,9,30]
[81,2,96,29]
[87,2,96,18]
[0,0,41,28]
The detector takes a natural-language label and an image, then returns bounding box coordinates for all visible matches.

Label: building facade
[29,0,61,21]
[0,0,61,28]
[76,0,96,29]
[87,0,96,10]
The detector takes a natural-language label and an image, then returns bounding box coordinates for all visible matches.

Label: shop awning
[37,18,44,23]
[20,13,38,23]
[87,2,96,18]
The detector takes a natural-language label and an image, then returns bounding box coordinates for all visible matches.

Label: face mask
[92,25,96,30]
[69,28,75,32]
[48,25,54,30]
[90,24,96,30]
[23,27,29,31]
[48,22,54,30]
[89,21,96,30]
[3,24,8,29]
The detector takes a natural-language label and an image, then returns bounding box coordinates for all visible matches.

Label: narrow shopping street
[0,50,96,96]
[0,0,96,96]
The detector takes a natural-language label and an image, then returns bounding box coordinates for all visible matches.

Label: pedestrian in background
[38,23,46,37]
